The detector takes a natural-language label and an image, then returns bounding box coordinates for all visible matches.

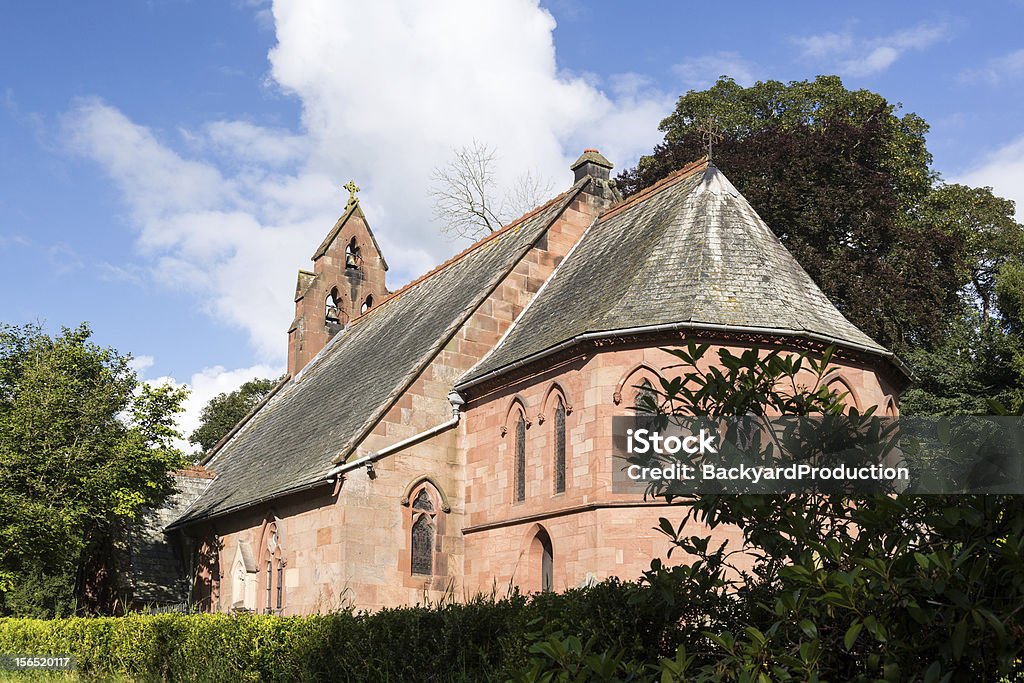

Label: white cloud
[792,31,854,60]
[186,120,309,167]
[128,354,155,374]
[959,49,1024,85]
[64,99,328,361]
[794,21,949,78]
[149,362,283,455]
[0,234,31,248]
[64,0,669,366]
[957,136,1024,221]
[672,52,757,89]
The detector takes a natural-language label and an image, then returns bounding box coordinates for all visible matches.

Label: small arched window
[259,521,284,614]
[410,488,436,576]
[885,397,897,418]
[345,237,360,269]
[634,379,659,430]
[531,528,554,593]
[827,377,860,413]
[360,294,373,314]
[325,288,341,324]
[515,412,526,502]
[553,397,566,494]
[634,379,656,411]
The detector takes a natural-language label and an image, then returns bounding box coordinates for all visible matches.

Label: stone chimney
[570,149,620,203]
[570,149,613,182]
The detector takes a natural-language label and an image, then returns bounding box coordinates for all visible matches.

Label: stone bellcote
[287,191,389,377]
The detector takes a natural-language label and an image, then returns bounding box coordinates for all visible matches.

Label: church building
[162,152,908,614]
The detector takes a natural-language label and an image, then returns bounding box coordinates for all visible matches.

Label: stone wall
[127,466,215,610]
[459,342,899,594]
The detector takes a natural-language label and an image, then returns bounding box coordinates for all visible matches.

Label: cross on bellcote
[344,181,360,207]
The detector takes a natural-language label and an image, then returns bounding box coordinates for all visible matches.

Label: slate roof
[171,181,586,526]
[460,161,892,386]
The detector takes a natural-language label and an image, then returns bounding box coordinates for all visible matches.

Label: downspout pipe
[325,390,465,482]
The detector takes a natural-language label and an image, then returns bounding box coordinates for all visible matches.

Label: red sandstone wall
[460,343,900,594]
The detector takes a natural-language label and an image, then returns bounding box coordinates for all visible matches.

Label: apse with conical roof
[461,159,901,387]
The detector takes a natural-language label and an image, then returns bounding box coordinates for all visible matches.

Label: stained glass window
[262,524,283,613]
[634,379,656,411]
[635,379,659,431]
[515,414,526,502]
[411,515,433,575]
[276,561,283,610]
[412,489,434,512]
[554,398,566,494]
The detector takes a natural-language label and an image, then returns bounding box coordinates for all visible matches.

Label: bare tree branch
[430,140,553,241]
[503,169,554,222]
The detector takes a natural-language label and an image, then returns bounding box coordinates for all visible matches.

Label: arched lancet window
[530,528,554,593]
[542,537,553,593]
[259,520,284,614]
[325,287,341,323]
[515,412,526,502]
[410,488,436,576]
[360,294,373,314]
[827,376,860,413]
[345,237,360,269]
[634,378,656,411]
[634,379,660,430]
[553,397,566,494]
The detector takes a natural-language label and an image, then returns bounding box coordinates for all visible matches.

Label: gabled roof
[460,161,893,387]
[170,180,587,526]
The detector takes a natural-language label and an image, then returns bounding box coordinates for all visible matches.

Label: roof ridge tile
[600,157,708,221]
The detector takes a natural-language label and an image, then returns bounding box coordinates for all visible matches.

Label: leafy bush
[0,581,715,682]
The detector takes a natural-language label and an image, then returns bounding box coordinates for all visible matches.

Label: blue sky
[2,1,1023,449]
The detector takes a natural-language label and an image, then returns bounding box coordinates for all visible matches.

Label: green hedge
[0,578,707,682]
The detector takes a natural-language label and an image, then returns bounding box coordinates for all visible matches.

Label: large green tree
[619,75,1024,413]
[189,377,278,453]
[0,323,187,616]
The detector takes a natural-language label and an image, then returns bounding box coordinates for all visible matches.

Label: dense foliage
[1,507,1016,680]
[627,344,1024,680]
[0,579,722,682]
[0,323,187,617]
[618,75,1024,415]
[189,377,277,453]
